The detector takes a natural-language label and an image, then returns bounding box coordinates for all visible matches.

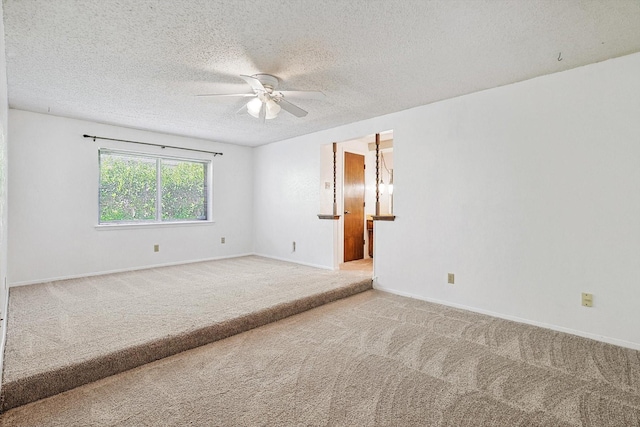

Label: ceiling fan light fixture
[246,97,281,120]
[247,97,263,118]
[265,99,281,119]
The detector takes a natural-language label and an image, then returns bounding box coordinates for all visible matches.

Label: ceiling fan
[197,74,324,121]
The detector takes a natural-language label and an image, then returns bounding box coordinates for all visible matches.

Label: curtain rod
[83,134,223,156]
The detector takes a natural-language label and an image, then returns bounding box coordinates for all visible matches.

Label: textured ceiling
[3,0,640,147]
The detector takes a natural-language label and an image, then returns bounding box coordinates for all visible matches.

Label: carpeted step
[1,275,372,412]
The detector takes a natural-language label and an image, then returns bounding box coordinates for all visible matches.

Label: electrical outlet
[153,244,159,252]
[582,292,593,307]
[221,237,225,244]
[447,273,455,284]
[292,241,296,252]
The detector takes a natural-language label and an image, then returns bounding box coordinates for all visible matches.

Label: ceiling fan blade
[279,90,325,100]
[240,74,266,93]
[278,99,308,117]
[196,93,256,98]
[236,103,248,115]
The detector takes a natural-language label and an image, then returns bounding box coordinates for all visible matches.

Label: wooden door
[344,152,365,262]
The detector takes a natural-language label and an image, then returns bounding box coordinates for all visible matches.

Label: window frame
[97,148,213,226]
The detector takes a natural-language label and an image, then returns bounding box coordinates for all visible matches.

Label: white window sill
[95,220,216,230]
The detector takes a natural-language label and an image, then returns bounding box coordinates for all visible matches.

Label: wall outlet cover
[448,273,455,284]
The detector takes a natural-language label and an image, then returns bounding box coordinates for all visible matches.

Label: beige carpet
[1,256,372,411]
[340,258,373,271]
[1,290,639,426]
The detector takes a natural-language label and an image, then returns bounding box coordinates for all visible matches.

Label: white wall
[319,143,334,215]
[0,1,10,377]
[254,52,640,349]
[253,135,335,268]
[377,149,394,215]
[8,110,254,285]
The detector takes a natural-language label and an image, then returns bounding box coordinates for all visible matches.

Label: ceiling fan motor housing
[252,74,279,91]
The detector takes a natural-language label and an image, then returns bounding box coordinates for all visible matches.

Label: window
[99,150,210,224]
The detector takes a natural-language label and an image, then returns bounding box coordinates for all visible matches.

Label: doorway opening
[319,130,393,272]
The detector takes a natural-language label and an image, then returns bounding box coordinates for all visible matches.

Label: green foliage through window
[99,150,208,223]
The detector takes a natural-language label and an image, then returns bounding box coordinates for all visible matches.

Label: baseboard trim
[374,284,640,351]
[252,253,334,271]
[8,253,255,288]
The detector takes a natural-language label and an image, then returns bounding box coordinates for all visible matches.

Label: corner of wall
[0,0,10,391]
